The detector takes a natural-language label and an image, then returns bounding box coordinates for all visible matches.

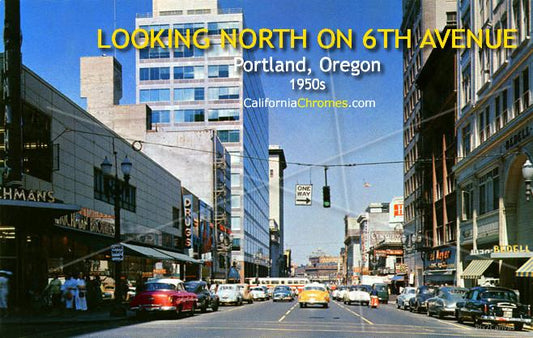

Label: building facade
[401,0,457,287]
[455,0,533,306]
[135,0,270,281]
[269,145,287,277]
[344,215,362,284]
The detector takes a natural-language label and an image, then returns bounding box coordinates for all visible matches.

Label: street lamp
[101,153,132,316]
[522,159,533,201]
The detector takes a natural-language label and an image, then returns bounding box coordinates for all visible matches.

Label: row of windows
[461,168,499,220]
[151,109,240,124]
[139,45,240,59]
[461,67,530,157]
[139,21,239,36]
[139,86,240,102]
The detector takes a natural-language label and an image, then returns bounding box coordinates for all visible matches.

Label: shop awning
[154,248,202,264]
[516,257,533,277]
[122,243,174,260]
[462,259,494,279]
[0,199,79,217]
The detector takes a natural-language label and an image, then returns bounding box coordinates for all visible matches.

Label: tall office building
[401,0,456,286]
[269,145,287,277]
[135,0,270,280]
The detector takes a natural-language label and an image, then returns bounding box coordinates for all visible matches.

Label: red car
[130,278,198,318]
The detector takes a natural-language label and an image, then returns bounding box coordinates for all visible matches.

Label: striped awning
[462,259,493,279]
[516,258,533,277]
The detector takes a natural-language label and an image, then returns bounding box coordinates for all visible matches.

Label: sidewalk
[0,307,133,325]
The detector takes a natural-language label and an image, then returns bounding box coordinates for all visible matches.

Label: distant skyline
[3,0,404,264]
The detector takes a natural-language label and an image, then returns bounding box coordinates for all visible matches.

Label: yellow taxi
[298,283,330,308]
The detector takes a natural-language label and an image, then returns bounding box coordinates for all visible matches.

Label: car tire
[348,301,351,305]
[456,311,463,324]
[212,301,219,312]
[437,311,444,319]
[299,303,303,308]
[426,308,431,317]
[189,303,195,316]
[176,305,183,319]
[397,302,400,309]
[514,323,524,331]
[201,300,208,313]
[324,303,328,309]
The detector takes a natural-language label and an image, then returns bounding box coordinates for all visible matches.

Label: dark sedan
[272,285,294,302]
[409,285,437,313]
[426,286,467,318]
[456,287,531,331]
[184,281,219,312]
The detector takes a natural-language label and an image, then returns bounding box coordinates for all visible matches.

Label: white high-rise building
[135,0,270,280]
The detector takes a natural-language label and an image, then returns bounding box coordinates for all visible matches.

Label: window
[208,44,240,57]
[139,24,169,37]
[232,237,241,250]
[140,67,170,81]
[207,21,239,35]
[174,66,204,79]
[151,110,170,123]
[174,88,204,102]
[462,66,471,107]
[208,87,239,100]
[139,47,170,59]
[208,109,240,121]
[478,107,490,143]
[140,88,170,102]
[495,96,502,131]
[174,45,204,58]
[231,195,241,208]
[461,184,474,220]
[231,173,241,187]
[502,89,509,125]
[174,109,204,123]
[522,67,530,109]
[218,130,240,143]
[479,168,499,215]
[514,75,521,115]
[462,124,471,156]
[173,23,204,35]
[231,216,241,230]
[94,168,136,212]
[229,151,241,165]
[208,65,236,78]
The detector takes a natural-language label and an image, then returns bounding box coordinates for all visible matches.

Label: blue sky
[5,0,404,265]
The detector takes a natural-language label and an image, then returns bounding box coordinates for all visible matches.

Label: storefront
[423,247,457,285]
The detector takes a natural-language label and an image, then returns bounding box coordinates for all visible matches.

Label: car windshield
[184,283,199,292]
[251,287,263,291]
[481,290,518,302]
[422,288,436,294]
[407,289,416,294]
[304,286,325,291]
[144,283,176,291]
[375,285,387,291]
[274,286,290,292]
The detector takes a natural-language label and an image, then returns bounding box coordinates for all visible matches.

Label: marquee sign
[0,186,55,203]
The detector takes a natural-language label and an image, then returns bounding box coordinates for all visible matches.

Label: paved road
[2,299,531,337]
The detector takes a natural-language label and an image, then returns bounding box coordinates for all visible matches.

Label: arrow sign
[295,184,313,206]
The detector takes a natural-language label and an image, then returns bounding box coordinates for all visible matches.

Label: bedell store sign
[55,208,115,237]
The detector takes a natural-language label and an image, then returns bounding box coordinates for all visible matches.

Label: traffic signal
[323,185,331,208]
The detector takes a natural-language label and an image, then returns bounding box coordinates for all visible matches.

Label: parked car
[299,283,330,308]
[372,283,390,304]
[259,286,270,300]
[250,286,268,301]
[217,284,243,306]
[184,280,219,312]
[236,284,254,304]
[129,278,197,318]
[272,285,294,302]
[409,285,437,313]
[343,285,371,306]
[397,287,416,310]
[456,287,532,331]
[426,287,467,318]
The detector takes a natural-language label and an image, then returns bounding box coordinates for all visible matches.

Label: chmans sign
[0,186,55,203]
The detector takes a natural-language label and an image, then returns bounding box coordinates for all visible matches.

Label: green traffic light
[323,185,331,208]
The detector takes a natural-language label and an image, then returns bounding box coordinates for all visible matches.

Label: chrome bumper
[480,315,532,324]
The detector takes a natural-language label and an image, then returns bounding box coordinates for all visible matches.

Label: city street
[2,299,531,337]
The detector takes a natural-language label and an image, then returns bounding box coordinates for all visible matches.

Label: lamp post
[522,159,533,201]
[101,152,132,316]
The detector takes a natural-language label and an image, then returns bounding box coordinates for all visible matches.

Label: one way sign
[295,184,313,206]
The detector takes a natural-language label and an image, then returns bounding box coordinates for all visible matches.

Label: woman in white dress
[75,272,88,311]
[62,275,77,310]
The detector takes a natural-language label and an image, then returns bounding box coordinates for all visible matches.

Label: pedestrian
[44,273,63,310]
[62,274,77,312]
[75,272,88,311]
[0,270,10,317]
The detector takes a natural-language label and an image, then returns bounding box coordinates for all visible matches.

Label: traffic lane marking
[157,325,526,337]
[278,302,298,322]
[335,301,374,325]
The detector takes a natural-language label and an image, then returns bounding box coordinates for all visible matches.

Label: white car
[337,286,348,301]
[216,284,243,305]
[250,287,267,301]
[343,285,371,306]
